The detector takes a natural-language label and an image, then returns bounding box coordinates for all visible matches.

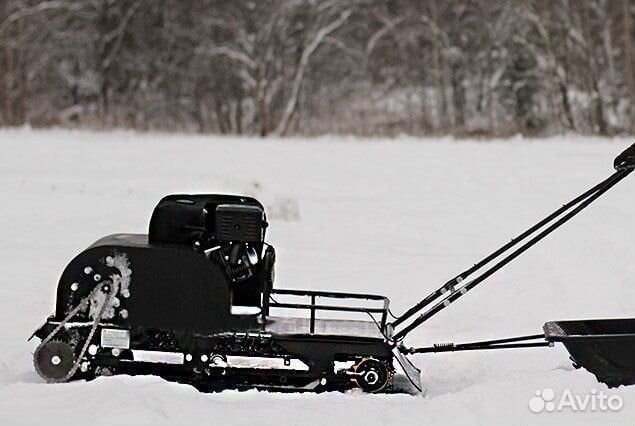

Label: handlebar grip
[614,143,635,171]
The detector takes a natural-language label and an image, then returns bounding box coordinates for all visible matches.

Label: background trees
[1,0,634,136]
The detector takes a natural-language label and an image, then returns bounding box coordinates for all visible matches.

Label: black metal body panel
[277,335,390,359]
[56,233,256,333]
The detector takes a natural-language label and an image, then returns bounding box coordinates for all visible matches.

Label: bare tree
[624,0,635,132]
[275,6,351,135]
[1,0,634,136]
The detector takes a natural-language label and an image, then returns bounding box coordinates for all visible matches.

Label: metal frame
[268,288,390,335]
[403,333,551,354]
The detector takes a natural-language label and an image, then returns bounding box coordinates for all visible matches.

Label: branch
[101,1,141,69]
[198,46,257,70]
[365,16,404,57]
[0,1,89,35]
[274,9,352,135]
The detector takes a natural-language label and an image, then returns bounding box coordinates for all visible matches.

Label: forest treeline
[1,0,634,137]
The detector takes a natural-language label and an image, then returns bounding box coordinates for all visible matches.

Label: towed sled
[31,144,635,393]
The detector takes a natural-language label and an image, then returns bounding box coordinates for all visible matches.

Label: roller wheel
[354,358,390,393]
[34,340,77,383]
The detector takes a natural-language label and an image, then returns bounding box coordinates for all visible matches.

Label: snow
[131,350,184,365]
[0,128,633,425]
[230,306,262,315]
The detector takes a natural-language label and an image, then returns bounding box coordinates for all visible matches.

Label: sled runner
[31,144,635,392]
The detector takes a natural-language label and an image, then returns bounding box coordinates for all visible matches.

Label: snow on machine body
[32,145,635,393]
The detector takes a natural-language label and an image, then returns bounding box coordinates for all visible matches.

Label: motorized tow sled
[31,144,635,393]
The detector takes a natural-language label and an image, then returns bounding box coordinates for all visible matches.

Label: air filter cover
[215,204,264,242]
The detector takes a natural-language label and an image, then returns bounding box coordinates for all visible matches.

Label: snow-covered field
[0,129,633,425]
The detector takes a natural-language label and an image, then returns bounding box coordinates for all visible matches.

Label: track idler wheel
[354,358,390,393]
[33,340,77,383]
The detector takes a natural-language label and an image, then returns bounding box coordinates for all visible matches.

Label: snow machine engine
[149,195,274,309]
